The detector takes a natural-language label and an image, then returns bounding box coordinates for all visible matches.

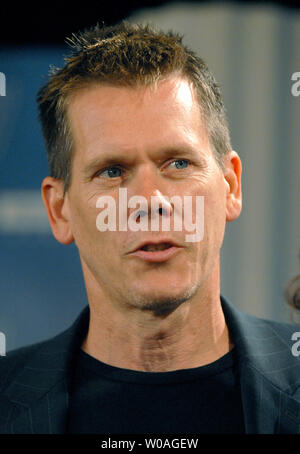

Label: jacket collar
[1,297,299,433]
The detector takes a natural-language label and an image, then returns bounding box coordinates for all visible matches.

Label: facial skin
[42,75,242,371]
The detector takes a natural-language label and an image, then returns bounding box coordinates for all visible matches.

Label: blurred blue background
[0,0,299,352]
[0,47,88,351]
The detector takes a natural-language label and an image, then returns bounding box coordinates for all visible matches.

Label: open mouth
[140,242,173,252]
[130,241,182,263]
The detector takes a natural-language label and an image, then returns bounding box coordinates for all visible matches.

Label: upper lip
[130,239,182,253]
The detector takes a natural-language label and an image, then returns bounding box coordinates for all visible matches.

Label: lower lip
[129,246,182,263]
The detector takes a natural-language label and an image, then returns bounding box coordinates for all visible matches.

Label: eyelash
[97,159,190,178]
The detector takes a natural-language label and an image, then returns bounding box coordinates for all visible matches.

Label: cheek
[198,182,227,247]
[68,197,101,251]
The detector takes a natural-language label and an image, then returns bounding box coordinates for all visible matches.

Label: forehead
[66,76,211,161]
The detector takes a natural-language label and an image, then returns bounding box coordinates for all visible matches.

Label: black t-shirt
[66,347,245,434]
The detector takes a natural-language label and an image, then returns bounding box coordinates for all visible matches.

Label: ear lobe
[41,177,74,244]
[223,151,242,222]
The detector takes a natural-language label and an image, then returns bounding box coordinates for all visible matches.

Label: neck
[81,262,233,372]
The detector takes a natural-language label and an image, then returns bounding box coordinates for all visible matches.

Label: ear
[222,150,242,222]
[41,177,74,244]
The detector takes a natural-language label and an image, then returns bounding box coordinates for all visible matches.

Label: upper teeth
[142,243,171,251]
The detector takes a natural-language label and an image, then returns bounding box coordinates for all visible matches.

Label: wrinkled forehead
[66,76,210,160]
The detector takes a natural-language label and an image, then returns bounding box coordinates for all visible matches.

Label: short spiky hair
[37,21,231,192]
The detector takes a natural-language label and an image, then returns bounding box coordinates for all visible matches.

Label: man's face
[61,76,238,313]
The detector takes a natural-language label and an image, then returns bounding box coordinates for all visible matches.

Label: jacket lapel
[1,379,68,434]
[0,306,90,434]
[221,296,300,433]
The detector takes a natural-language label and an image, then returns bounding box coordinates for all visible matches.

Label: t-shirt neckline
[77,346,237,385]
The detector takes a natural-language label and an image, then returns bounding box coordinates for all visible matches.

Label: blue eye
[100,166,123,178]
[170,159,189,169]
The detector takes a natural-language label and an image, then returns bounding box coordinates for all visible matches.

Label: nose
[134,196,171,224]
[127,164,173,223]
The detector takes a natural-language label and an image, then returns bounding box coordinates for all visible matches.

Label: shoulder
[235,304,300,352]
[0,340,49,392]
[221,295,300,342]
[221,296,300,392]
[262,317,300,339]
[0,306,90,394]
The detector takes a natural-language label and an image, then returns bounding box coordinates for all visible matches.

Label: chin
[130,281,199,316]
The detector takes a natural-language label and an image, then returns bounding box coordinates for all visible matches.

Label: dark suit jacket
[0,296,299,434]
